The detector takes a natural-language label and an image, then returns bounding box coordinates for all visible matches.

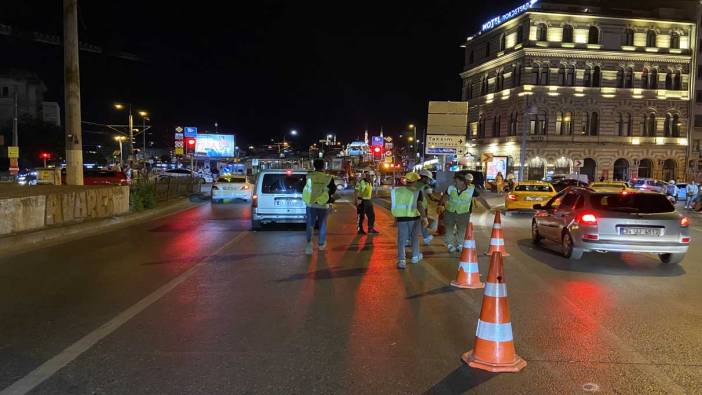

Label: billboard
[486,156,508,181]
[195,134,235,158]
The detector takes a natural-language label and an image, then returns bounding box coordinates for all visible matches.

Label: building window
[469,50,474,64]
[625,67,633,88]
[500,34,506,51]
[566,65,575,86]
[638,159,653,178]
[495,71,504,92]
[509,112,520,136]
[558,65,566,86]
[517,26,524,44]
[532,65,540,85]
[650,68,658,89]
[672,114,680,137]
[0,86,7,97]
[556,111,573,135]
[664,113,672,137]
[485,42,490,57]
[540,64,550,85]
[616,68,624,88]
[536,23,547,41]
[465,80,473,100]
[624,28,634,46]
[646,30,656,47]
[643,113,657,136]
[641,68,649,89]
[513,64,523,87]
[529,111,547,135]
[696,90,702,103]
[665,71,673,90]
[670,32,680,49]
[562,24,574,43]
[592,66,601,87]
[673,70,682,90]
[480,76,488,95]
[617,112,632,136]
[493,115,501,137]
[696,115,702,127]
[583,66,592,87]
[478,114,486,138]
[581,112,590,135]
[588,26,599,44]
[589,112,599,136]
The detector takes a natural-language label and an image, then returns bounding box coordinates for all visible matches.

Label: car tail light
[507,194,518,201]
[680,217,689,228]
[582,234,599,240]
[577,212,598,225]
[681,236,691,243]
[252,194,258,208]
[241,185,249,190]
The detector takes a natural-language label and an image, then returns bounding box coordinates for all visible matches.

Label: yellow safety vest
[302,172,332,206]
[446,185,474,214]
[356,179,372,200]
[391,187,420,218]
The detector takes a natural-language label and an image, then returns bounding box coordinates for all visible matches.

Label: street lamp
[114,103,148,162]
[114,135,126,164]
[290,129,298,136]
[138,111,149,161]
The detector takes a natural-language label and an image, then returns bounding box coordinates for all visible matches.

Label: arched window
[588,26,599,44]
[592,66,601,87]
[613,158,629,180]
[500,34,506,51]
[563,24,574,43]
[469,50,474,64]
[624,28,634,46]
[465,80,473,100]
[513,64,523,86]
[646,29,657,47]
[670,31,680,49]
[583,65,592,87]
[673,70,681,90]
[527,158,545,180]
[557,111,573,135]
[493,115,501,137]
[665,71,673,90]
[672,114,681,137]
[536,23,548,42]
[478,114,486,138]
[650,68,658,89]
[495,71,503,92]
[509,111,519,136]
[625,67,633,88]
[664,113,672,137]
[616,67,624,88]
[646,113,657,136]
[540,64,550,85]
[638,158,653,178]
[662,159,676,181]
[480,75,488,95]
[589,112,599,136]
[567,65,575,86]
[581,112,590,135]
[529,111,547,135]
[641,68,649,89]
[582,158,597,182]
[558,64,566,86]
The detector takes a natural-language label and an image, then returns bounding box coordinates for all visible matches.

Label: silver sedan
[531,188,690,264]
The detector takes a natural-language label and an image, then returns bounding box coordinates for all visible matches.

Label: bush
[130,184,156,212]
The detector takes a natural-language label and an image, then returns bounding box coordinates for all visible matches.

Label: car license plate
[619,227,661,236]
[526,196,542,201]
[275,199,301,207]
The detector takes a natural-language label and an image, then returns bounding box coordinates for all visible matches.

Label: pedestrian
[302,159,337,255]
[506,173,515,191]
[685,181,699,209]
[440,173,491,254]
[354,171,378,234]
[417,170,436,245]
[495,172,505,196]
[391,172,428,269]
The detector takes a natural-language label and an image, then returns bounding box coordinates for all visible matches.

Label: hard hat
[464,173,474,181]
[404,172,421,182]
[419,170,433,179]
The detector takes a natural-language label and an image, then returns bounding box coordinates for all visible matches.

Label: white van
[251,169,307,230]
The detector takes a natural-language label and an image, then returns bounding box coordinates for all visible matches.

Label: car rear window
[261,174,305,194]
[515,184,552,192]
[633,180,646,187]
[590,193,674,213]
[218,176,246,183]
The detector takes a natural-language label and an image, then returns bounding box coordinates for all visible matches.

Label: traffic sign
[7,146,19,159]
[175,147,184,155]
[175,126,183,133]
[184,127,198,138]
[385,150,392,157]
[574,159,584,168]
[174,141,184,148]
[480,152,493,162]
[426,134,466,156]
[174,132,184,140]
[371,136,383,146]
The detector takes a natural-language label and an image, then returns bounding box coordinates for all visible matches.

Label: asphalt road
[1,192,701,394]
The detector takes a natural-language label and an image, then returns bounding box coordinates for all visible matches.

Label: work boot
[357,228,367,235]
[423,235,433,245]
[397,260,407,270]
[447,244,456,253]
[305,242,313,255]
[368,228,379,234]
[411,254,423,264]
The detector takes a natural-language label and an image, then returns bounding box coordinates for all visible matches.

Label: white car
[211,175,253,203]
[160,168,210,183]
[251,169,307,230]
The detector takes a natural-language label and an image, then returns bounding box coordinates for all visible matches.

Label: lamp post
[138,111,149,160]
[114,135,126,164]
[114,103,148,162]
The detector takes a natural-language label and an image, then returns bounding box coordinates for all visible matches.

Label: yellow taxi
[589,181,630,192]
[505,181,556,212]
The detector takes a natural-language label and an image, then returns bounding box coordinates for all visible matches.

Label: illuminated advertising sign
[195,134,235,158]
[371,136,383,146]
[481,0,537,32]
[486,156,508,181]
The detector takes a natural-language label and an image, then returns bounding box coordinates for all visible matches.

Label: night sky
[1,0,514,147]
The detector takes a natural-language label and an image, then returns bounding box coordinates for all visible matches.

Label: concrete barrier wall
[0,186,129,236]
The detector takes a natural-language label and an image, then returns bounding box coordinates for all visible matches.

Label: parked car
[505,181,556,213]
[531,188,689,264]
[211,175,253,203]
[631,178,667,194]
[61,168,129,186]
[589,181,630,192]
[552,178,589,192]
[251,169,307,230]
[160,168,209,183]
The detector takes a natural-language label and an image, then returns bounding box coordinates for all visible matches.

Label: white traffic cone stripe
[493,223,502,229]
[475,319,514,342]
[484,282,508,297]
[490,238,504,246]
[458,262,479,273]
[463,239,476,249]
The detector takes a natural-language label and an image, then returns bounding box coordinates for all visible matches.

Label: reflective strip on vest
[475,319,514,342]
[391,188,420,217]
[484,282,508,298]
[458,262,479,273]
[302,172,331,205]
[490,238,504,246]
[463,239,476,249]
[447,185,474,214]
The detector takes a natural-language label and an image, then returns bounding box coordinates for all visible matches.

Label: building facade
[461,1,698,182]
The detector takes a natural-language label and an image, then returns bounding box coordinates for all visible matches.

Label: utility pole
[9,90,19,175]
[63,0,84,185]
[127,105,134,161]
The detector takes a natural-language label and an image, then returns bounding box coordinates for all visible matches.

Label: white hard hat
[419,170,433,179]
[465,173,474,181]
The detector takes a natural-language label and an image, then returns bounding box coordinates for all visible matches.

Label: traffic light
[372,145,383,159]
[39,152,50,160]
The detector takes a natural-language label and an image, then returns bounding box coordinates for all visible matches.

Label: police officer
[354,172,378,234]
[440,173,491,253]
[302,159,337,254]
[392,172,428,269]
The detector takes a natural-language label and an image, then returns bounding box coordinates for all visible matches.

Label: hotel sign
[481,0,537,32]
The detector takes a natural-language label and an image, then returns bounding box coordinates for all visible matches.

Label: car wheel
[531,220,542,245]
[251,219,262,231]
[561,231,583,260]
[659,253,685,265]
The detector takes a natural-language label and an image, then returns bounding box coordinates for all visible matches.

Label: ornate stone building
[461,0,698,181]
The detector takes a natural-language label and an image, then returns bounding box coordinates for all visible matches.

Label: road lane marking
[0,231,249,395]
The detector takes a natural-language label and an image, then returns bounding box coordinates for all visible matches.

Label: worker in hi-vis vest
[302,159,337,255]
[354,171,378,234]
[391,172,428,269]
[439,172,491,254]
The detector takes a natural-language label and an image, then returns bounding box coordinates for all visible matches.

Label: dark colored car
[552,178,588,192]
[61,169,129,186]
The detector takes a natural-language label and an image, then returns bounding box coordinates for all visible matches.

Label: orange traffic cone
[462,252,526,373]
[450,223,484,289]
[485,211,510,256]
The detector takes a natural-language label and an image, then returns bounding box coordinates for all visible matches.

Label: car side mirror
[533,204,543,210]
